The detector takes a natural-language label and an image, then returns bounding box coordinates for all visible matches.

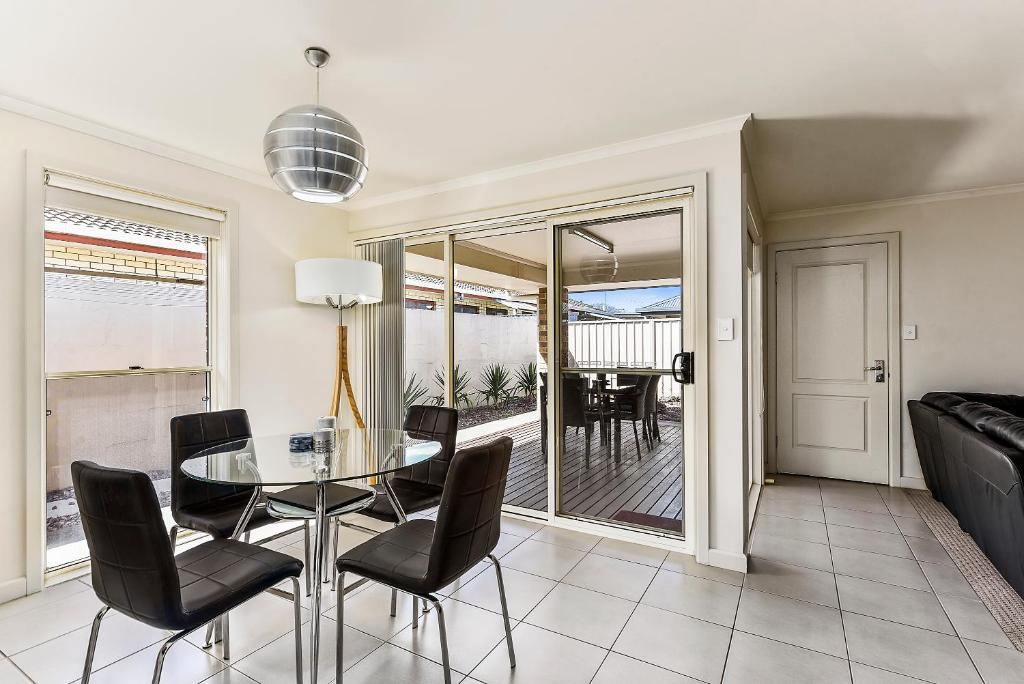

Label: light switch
[902,324,917,340]
[716,317,734,341]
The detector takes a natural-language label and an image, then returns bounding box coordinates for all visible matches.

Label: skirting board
[708,548,748,573]
[0,576,27,605]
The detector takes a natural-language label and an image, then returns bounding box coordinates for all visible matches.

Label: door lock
[864,359,886,383]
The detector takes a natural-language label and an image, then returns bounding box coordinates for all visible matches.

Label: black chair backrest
[72,461,183,629]
[427,437,513,588]
[170,410,254,518]
[619,375,652,418]
[562,376,591,428]
[645,376,661,413]
[393,405,459,488]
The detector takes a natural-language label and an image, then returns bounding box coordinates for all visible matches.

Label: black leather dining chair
[361,404,459,522]
[334,437,516,684]
[169,409,280,546]
[72,461,304,684]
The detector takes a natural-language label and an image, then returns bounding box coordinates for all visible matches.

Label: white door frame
[766,232,904,487]
[355,175,710,561]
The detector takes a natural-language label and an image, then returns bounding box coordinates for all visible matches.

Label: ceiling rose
[263,47,368,204]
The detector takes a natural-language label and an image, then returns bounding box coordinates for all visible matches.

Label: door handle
[673,352,694,385]
[864,359,885,382]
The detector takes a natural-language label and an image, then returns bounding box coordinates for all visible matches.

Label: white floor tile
[562,553,658,601]
[734,588,847,658]
[523,583,634,648]
[232,617,381,683]
[500,540,586,581]
[528,527,601,552]
[937,593,1013,648]
[743,557,839,608]
[450,566,557,620]
[850,662,924,683]
[341,642,450,684]
[723,631,851,684]
[0,588,104,655]
[12,610,166,684]
[640,570,740,627]
[963,639,1024,684]
[836,574,954,634]
[390,598,513,675]
[0,658,31,683]
[82,640,225,684]
[661,551,744,586]
[591,651,702,684]
[613,604,731,683]
[0,579,90,622]
[184,593,308,663]
[591,537,669,567]
[471,622,605,684]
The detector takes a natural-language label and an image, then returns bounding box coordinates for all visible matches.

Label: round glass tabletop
[180,428,442,486]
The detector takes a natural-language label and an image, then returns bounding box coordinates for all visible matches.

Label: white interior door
[776,243,889,484]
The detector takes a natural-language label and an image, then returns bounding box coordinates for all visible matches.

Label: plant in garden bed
[479,363,514,406]
[431,364,475,408]
[515,361,538,399]
[403,372,430,411]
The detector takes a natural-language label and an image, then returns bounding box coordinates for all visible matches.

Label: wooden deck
[459,415,683,529]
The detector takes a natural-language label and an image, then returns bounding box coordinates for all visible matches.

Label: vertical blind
[359,239,405,429]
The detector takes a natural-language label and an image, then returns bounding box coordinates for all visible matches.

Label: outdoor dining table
[180,427,442,684]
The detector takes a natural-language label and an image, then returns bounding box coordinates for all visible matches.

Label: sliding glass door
[452,225,547,513]
[390,193,695,539]
[553,208,690,536]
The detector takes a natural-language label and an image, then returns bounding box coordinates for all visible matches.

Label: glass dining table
[181,427,442,684]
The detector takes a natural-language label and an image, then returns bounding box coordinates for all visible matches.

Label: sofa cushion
[981,416,1024,453]
[951,401,1016,432]
[921,392,969,412]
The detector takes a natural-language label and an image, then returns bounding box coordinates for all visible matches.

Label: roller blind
[44,171,226,238]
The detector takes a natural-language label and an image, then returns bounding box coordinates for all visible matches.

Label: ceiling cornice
[348,113,752,212]
[0,93,278,193]
[766,181,1024,222]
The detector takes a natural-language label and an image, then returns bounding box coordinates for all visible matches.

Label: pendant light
[263,47,368,203]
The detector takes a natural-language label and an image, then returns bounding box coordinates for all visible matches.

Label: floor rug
[610,509,681,532]
[907,489,1024,651]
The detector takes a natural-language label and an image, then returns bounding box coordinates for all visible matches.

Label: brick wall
[44,239,206,280]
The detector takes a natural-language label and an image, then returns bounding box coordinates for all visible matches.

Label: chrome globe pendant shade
[263,47,368,203]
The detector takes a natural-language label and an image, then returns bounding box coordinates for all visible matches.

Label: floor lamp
[295,258,383,427]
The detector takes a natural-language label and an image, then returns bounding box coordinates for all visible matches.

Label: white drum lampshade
[295,258,382,307]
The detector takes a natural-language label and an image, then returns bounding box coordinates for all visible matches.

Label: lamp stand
[328,303,366,428]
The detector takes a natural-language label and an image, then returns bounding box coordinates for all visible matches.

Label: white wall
[0,109,349,595]
[766,190,1024,484]
[348,125,749,570]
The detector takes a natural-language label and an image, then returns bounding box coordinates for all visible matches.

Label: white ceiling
[4,1,1023,215]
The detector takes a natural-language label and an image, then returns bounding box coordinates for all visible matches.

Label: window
[485,307,508,316]
[42,174,222,571]
[454,303,479,314]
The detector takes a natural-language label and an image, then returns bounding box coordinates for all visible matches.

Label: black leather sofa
[909,392,1024,595]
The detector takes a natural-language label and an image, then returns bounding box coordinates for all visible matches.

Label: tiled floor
[3,476,1024,683]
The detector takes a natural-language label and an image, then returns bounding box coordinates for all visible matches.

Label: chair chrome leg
[202,621,215,649]
[222,611,230,660]
[336,571,346,684]
[168,525,179,550]
[243,531,250,543]
[412,596,419,629]
[303,520,312,596]
[80,606,109,684]
[151,629,191,684]
[390,588,397,617]
[331,519,340,590]
[430,598,452,684]
[489,554,516,668]
[291,577,304,684]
